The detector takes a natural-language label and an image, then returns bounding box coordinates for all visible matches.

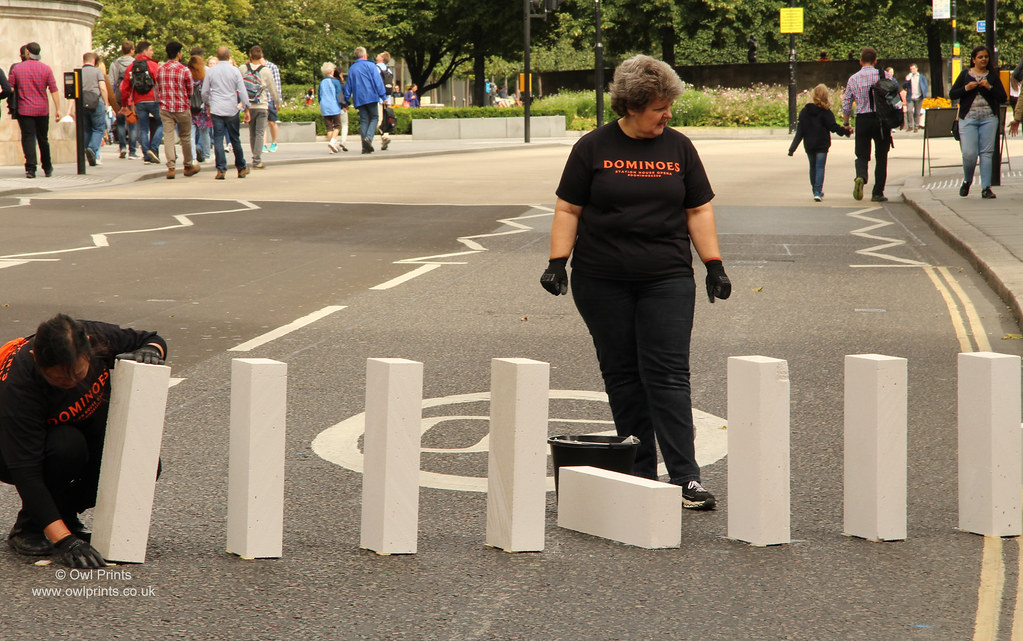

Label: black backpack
[189,83,203,114]
[380,105,396,133]
[380,67,394,90]
[869,68,904,131]
[129,58,154,95]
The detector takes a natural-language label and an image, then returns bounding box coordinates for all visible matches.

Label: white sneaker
[328,139,339,153]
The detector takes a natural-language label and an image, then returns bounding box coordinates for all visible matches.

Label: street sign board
[932,0,950,19]
[779,8,804,34]
[977,20,986,32]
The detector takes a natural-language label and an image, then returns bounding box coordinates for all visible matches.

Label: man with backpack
[119,41,163,165]
[79,52,109,167]
[243,46,281,169]
[108,41,139,159]
[156,41,200,179]
[375,52,393,150]
[841,47,898,202]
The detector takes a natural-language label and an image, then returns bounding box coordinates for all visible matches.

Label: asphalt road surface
[1,136,1022,640]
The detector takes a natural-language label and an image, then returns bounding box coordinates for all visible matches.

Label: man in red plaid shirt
[8,42,61,179]
[156,41,199,179]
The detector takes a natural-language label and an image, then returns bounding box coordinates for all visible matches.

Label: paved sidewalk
[4,128,1023,331]
[903,166,1023,325]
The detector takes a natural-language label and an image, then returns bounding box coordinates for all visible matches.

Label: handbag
[120,105,137,125]
[952,119,960,141]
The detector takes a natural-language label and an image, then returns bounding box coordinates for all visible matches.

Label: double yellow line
[924,266,1020,640]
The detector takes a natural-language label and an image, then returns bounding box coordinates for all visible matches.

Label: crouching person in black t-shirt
[540,55,731,511]
[0,313,167,567]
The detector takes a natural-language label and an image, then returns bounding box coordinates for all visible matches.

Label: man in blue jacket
[903,64,929,132]
[343,46,387,154]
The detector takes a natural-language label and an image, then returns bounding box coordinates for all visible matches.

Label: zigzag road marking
[847,206,929,267]
[0,199,261,270]
[370,205,552,290]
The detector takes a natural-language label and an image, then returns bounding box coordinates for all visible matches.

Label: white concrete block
[727,356,790,546]
[92,360,171,563]
[843,354,907,541]
[958,352,1022,536]
[360,358,423,554]
[227,358,288,559]
[557,466,682,549]
[486,358,549,552]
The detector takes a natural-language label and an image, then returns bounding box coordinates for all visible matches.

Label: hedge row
[275,105,574,136]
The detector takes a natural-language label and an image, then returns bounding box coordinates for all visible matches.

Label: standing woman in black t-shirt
[0,313,167,567]
[540,55,731,510]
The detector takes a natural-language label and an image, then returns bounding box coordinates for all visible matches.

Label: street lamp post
[986,0,1001,186]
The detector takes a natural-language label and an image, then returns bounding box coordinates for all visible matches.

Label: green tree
[93,0,252,57]
[229,0,371,84]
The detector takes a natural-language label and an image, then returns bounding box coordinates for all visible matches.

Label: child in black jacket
[789,84,852,201]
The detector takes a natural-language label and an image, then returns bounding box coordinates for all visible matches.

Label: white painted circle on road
[311,389,728,492]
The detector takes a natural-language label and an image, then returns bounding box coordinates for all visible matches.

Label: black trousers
[16,115,53,174]
[853,112,890,197]
[0,418,106,529]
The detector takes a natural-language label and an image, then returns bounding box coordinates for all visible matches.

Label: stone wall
[0,0,103,167]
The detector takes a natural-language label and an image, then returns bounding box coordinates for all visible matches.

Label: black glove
[55,535,107,568]
[116,344,164,365]
[540,257,569,296]
[705,259,731,303]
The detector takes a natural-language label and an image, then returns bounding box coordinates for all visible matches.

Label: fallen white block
[360,358,423,555]
[486,358,549,552]
[727,355,790,547]
[557,466,682,549]
[958,352,1022,537]
[227,358,288,559]
[844,354,907,542]
[92,360,171,563]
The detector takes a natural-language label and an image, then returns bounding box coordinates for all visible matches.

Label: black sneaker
[680,480,717,510]
[982,187,996,199]
[870,194,888,202]
[85,148,96,166]
[959,182,970,197]
[8,523,54,556]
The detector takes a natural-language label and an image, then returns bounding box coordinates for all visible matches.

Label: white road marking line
[228,305,346,352]
[370,264,443,290]
[312,389,727,493]
[847,206,929,267]
[0,200,260,264]
[370,205,553,290]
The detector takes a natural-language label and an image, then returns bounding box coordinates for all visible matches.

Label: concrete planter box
[239,120,316,142]
[412,116,565,140]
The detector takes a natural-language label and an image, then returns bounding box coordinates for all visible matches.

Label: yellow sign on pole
[779,7,804,34]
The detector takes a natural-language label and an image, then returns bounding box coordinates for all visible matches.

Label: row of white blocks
[91,350,1022,562]
[728,352,1022,547]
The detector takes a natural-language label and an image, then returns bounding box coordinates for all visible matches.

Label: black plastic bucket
[547,434,639,493]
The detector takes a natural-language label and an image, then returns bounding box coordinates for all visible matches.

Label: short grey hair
[354,46,367,59]
[321,61,336,77]
[608,55,684,117]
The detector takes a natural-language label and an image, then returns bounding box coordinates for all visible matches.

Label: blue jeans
[116,112,138,155]
[192,124,211,161]
[959,116,998,188]
[571,272,700,483]
[83,99,107,157]
[134,101,163,158]
[806,150,827,198]
[212,114,246,172]
[357,103,378,145]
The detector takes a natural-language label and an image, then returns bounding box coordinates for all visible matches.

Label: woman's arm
[549,198,582,259]
[687,201,722,262]
[948,70,971,100]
